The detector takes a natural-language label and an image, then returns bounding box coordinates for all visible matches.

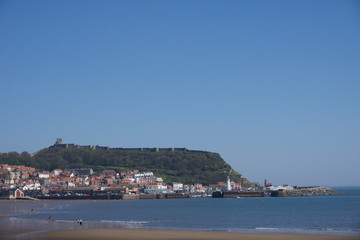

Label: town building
[172,182,184,191]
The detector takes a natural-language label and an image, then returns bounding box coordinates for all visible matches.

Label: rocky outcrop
[271,187,340,197]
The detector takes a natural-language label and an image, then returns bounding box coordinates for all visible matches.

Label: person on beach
[48,216,51,221]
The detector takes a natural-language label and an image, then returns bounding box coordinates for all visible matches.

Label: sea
[13,186,360,236]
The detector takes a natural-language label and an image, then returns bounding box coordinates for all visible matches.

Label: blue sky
[1,1,359,186]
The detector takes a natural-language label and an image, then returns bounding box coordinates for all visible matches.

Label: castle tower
[56,138,62,145]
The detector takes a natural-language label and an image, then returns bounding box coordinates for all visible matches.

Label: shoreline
[1,200,359,239]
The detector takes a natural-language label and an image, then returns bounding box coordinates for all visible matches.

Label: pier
[270,187,340,197]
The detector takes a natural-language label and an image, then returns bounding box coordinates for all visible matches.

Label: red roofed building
[103,170,116,177]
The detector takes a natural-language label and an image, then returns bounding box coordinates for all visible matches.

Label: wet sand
[0,199,92,239]
[40,228,360,240]
[0,199,134,239]
[1,200,359,240]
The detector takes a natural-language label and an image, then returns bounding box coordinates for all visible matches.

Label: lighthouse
[226,176,232,191]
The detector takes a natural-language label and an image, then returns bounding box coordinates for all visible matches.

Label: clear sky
[1,1,359,186]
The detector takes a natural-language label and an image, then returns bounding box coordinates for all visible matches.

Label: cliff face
[0,146,250,186]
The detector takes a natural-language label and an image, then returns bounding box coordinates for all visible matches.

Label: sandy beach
[1,200,359,240]
[39,228,360,240]
[0,200,101,239]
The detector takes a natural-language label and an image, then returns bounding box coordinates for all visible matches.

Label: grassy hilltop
[0,145,250,186]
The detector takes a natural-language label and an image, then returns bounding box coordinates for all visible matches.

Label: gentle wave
[49,219,78,223]
[100,220,152,225]
[254,227,282,231]
[252,227,359,236]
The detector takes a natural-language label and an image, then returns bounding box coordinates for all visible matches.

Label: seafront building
[2,164,329,199]
[0,164,222,199]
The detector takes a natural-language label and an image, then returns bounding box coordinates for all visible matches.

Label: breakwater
[212,191,265,198]
[270,187,340,197]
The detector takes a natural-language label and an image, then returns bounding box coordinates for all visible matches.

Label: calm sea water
[15,187,360,236]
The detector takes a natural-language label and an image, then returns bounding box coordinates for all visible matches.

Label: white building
[172,182,183,191]
[23,181,41,191]
[134,172,154,178]
[134,172,156,184]
[38,172,50,179]
[266,185,294,191]
[156,177,164,182]
[51,169,63,176]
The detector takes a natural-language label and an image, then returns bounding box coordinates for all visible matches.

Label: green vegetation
[0,147,250,186]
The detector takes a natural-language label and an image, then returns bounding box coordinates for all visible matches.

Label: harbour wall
[37,193,190,200]
[212,191,265,198]
[270,187,340,197]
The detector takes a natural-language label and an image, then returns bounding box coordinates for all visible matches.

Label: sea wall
[212,191,265,198]
[121,194,139,200]
[270,187,339,197]
[139,194,157,200]
[37,193,190,200]
[166,193,190,199]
